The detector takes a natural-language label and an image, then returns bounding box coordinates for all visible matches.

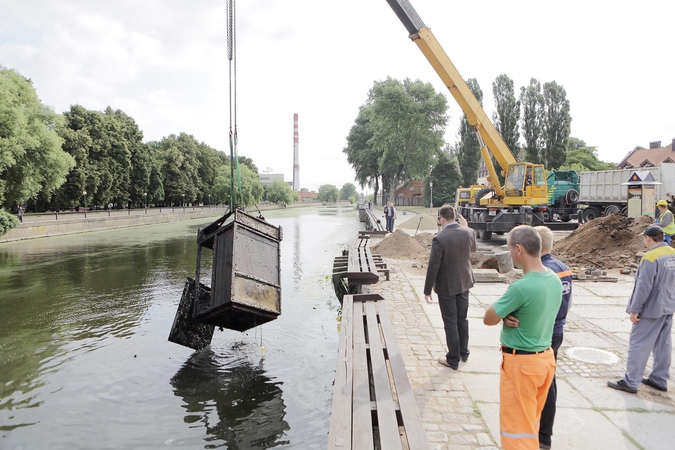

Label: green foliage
[559,137,616,171]
[267,180,294,205]
[520,78,544,164]
[0,67,75,209]
[316,184,340,203]
[456,78,483,187]
[426,151,462,206]
[340,182,357,200]
[344,77,448,204]
[348,195,356,204]
[542,81,571,169]
[212,161,263,206]
[0,209,19,234]
[492,74,520,183]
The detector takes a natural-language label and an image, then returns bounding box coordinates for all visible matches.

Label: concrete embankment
[0,204,303,243]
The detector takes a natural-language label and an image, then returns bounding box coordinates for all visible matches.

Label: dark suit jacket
[423,223,476,297]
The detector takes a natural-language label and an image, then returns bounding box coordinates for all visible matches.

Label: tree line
[344,74,614,206]
[0,66,363,231]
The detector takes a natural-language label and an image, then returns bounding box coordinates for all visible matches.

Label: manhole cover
[566,347,619,365]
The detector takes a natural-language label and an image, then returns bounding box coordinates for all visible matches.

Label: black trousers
[539,332,564,445]
[438,291,470,366]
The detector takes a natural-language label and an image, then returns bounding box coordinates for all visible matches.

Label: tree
[425,150,462,206]
[345,77,448,204]
[266,180,294,205]
[559,137,616,172]
[0,67,75,210]
[316,184,340,203]
[520,78,544,164]
[212,162,264,206]
[542,81,571,169]
[340,182,357,200]
[456,78,483,187]
[492,74,520,181]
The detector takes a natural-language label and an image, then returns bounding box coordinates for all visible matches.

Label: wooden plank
[364,301,403,450]
[351,293,384,302]
[328,295,353,449]
[378,305,429,449]
[352,301,373,450]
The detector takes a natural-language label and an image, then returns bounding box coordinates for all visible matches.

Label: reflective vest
[658,210,675,235]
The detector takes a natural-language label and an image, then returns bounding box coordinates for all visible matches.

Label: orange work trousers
[500,348,556,450]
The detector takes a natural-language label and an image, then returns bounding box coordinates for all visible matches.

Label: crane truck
[386,0,579,240]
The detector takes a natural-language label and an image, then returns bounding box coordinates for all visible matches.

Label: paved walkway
[370,256,675,450]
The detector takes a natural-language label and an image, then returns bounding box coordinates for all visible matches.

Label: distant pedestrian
[654,199,674,245]
[534,226,573,450]
[383,201,397,233]
[483,225,561,450]
[17,205,24,223]
[424,204,476,370]
[369,200,373,210]
[608,225,675,394]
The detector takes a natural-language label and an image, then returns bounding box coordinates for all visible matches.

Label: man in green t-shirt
[483,225,562,450]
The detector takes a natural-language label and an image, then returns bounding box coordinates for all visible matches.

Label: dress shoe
[438,357,458,370]
[539,444,551,449]
[642,378,667,392]
[607,379,637,394]
[461,354,469,363]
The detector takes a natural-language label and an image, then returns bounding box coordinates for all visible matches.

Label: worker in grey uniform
[608,225,675,393]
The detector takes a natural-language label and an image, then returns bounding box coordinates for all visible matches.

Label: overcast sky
[2,0,674,192]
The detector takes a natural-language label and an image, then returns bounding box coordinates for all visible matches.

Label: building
[395,180,426,206]
[298,191,319,202]
[617,139,675,169]
[259,174,285,186]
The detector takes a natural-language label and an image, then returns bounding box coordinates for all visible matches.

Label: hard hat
[656,199,668,207]
[641,225,664,238]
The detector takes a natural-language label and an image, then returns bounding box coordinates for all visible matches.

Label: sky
[1,0,674,192]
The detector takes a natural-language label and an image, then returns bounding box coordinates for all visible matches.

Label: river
[0,204,361,449]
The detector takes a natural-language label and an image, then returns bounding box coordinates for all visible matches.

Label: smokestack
[292,113,300,191]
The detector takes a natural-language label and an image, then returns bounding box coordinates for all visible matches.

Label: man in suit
[424,204,476,369]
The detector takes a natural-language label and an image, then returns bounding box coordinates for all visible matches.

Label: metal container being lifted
[195,209,282,331]
[168,208,283,350]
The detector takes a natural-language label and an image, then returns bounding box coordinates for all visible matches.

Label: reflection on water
[171,346,289,449]
[0,205,360,448]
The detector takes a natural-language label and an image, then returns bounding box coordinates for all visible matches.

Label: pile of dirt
[398,213,439,231]
[413,232,434,248]
[481,257,499,270]
[553,214,654,269]
[371,229,430,261]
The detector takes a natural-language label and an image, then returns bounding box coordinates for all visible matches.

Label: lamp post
[429,181,433,213]
[182,193,185,211]
[83,190,87,218]
[208,194,211,208]
[144,192,147,213]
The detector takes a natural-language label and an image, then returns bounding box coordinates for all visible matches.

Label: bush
[348,196,355,204]
[0,210,20,234]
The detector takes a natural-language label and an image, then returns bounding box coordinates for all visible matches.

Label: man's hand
[457,215,468,227]
[629,313,640,324]
[424,294,433,304]
[503,314,520,328]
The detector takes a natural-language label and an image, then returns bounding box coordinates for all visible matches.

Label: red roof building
[617,139,675,169]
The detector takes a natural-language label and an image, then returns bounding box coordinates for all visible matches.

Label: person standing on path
[483,225,561,450]
[423,204,476,370]
[383,201,397,233]
[608,225,675,394]
[654,199,675,245]
[534,226,573,450]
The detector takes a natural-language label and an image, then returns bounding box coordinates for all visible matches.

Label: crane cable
[227,0,242,209]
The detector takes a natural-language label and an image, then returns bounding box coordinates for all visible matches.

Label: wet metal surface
[0,204,360,449]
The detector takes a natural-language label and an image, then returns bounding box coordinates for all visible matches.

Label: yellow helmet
[656,199,668,207]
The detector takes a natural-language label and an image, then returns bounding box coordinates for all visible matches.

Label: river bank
[0,202,321,243]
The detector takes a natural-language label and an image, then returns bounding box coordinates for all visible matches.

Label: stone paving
[370,256,675,450]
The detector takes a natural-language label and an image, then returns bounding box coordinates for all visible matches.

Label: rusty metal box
[195,209,282,331]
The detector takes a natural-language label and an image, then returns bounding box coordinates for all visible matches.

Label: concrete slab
[604,410,675,450]
[579,283,637,297]
[470,294,504,306]
[566,375,675,413]
[571,305,630,320]
[469,284,510,296]
[461,373,499,403]
[561,330,619,349]
[550,407,639,450]
[571,295,626,305]
[586,318,633,333]
[555,378,593,409]
[467,306,486,318]
[474,401,501,448]
[467,318,502,347]
[459,347,501,375]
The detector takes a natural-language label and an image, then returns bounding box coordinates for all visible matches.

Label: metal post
[429,181,433,213]
[83,190,87,218]
[182,194,185,211]
[144,192,147,213]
